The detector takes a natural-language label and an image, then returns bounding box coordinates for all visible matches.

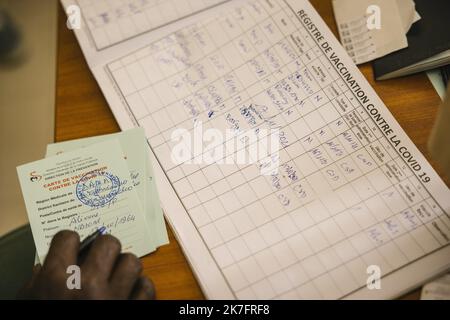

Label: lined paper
[101,0,450,299]
[77,0,228,49]
[65,0,450,299]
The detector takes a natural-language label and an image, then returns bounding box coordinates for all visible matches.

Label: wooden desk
[55,1,448,299]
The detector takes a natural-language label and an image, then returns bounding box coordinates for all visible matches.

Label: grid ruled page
[102,0,450,299]
[77,0,228,50]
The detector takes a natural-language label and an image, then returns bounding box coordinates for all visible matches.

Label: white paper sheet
[63,0,450,299]
[75,0,228,50]
[421,274,450,300]
[396,0,419,33]
[332,0,410,65]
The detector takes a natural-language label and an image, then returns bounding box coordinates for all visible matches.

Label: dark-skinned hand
[18,230,155,300]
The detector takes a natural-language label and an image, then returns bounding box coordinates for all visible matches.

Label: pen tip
[99,226,107,235]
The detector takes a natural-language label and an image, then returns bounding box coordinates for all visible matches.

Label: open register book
[63,0,450,299]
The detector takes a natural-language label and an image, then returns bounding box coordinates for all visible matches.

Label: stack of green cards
[17,128,168,263]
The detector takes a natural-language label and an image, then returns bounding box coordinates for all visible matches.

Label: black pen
[78,226,107,258]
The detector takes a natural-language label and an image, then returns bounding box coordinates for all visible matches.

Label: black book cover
[373,0,450,79]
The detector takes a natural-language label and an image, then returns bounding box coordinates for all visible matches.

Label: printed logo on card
[29,171,42,182]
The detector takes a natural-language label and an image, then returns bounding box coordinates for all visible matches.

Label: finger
[130,277,155,300]
[43,230,80,273]
[31,264,42,280]
[16,265,43,299]
[110,253,142,299]
[81,234,121,280]
[27,264,42,287]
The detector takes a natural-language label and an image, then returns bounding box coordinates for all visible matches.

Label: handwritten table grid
[77,0,229,50]
[107,8,350,156]
[105,0,450,299]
